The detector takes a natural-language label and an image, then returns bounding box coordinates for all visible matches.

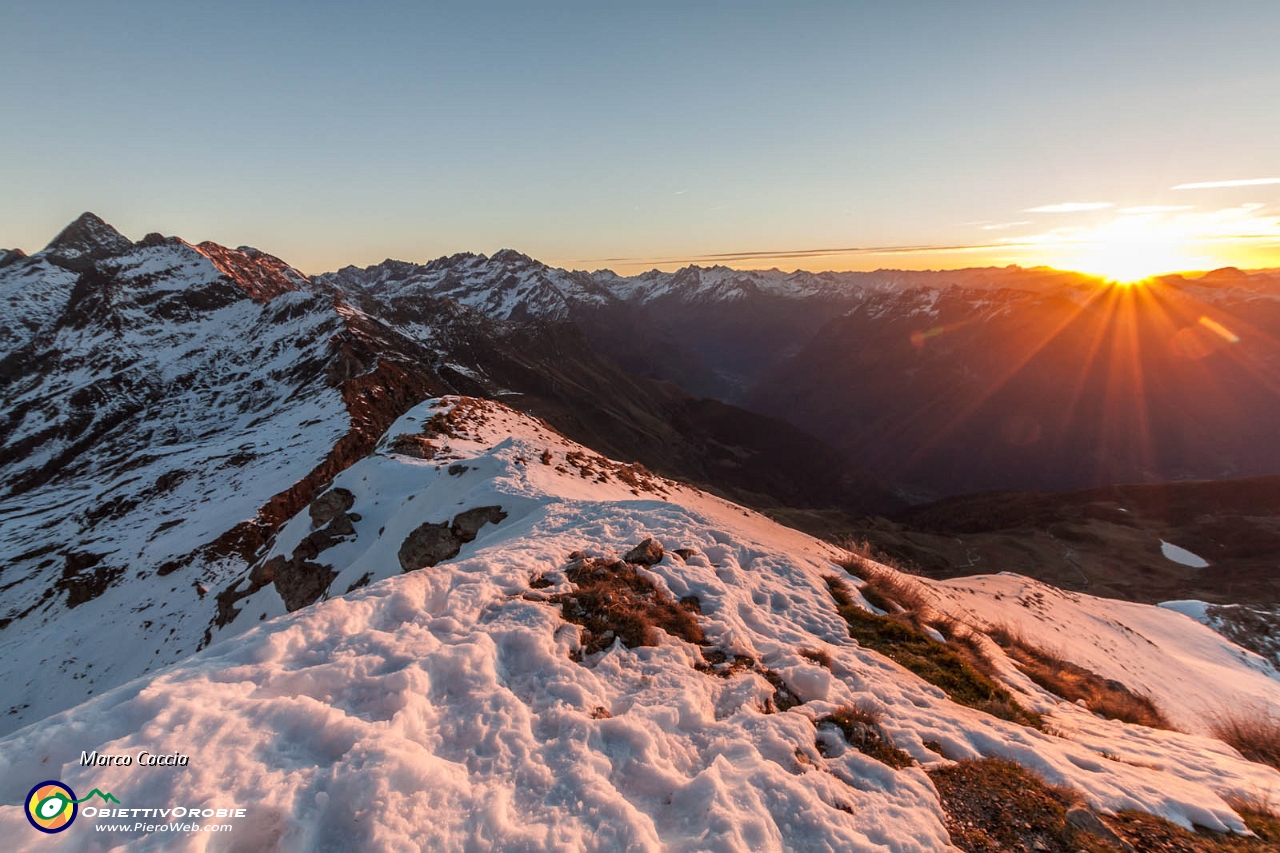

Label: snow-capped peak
[39,211,133,267]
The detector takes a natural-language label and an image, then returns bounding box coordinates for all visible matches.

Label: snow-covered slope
[323,250,618,322]
[0,225,357,733]
[2,396,1275,851]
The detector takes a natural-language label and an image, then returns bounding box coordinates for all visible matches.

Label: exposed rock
[191,241,307,303]
[42,212,133,269]
[327,512,357,537]
[388,433,437,459]
[398,505,507,571]
[309,487,356,527]
[0,248,26,269]
[345,573,374,593]
[624,537,664,566]
[294,528,341,561]
[219,502,361,623]
[56,552,122,608]
[252,556,285,588]
[135,232,170,248]
[397,521,459,571]
[452,505,507,541]
[273,560,339,613]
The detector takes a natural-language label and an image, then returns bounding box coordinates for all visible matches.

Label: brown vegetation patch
[988,625,1173,729]
[817,704,914,769]
[550,554,704,656]
[1105,808,1280,851]
[694,649,801,713]
[387,433,438,459]
[835,547,933,612]
[560,450,670,496]
[1209,708,1280,771]
[932,758,1277,852]
[825,576,1042,729]
[930,759,1116,853]
[799,647,832,669]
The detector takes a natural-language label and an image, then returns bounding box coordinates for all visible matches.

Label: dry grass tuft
[818,704,914,769]
[799,647,832,669]
[696,650,802,713]
[834,547,933,613]
[824,577,1043,729]
[986,624,1173,730]
[551,556,703,656]
[1211,709,1280,772]
[1225,794,1280,842]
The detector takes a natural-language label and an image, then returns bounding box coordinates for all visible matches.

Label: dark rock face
[217,500,364,622]
[397,522,458,570]
[624,538,664,566]
[309,488,355,527]
[273,560,340,613]
[398,505,507,571]
[56,552,122,608]
[42,212,133,269]
[451,505,506,541]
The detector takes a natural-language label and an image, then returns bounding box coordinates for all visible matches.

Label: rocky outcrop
[398,506,507,571]
[624,537,664,567]
[56,552,122,608]
[216,492,368,622]
[192,241,307,303]
[309,488,355,527]
[270,559,340,614]
[41,212,133,270]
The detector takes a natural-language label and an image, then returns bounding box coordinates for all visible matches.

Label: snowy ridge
[323,251,616,322]
[1,397,1276,851]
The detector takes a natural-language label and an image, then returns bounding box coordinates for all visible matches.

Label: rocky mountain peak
[192,240,309,302]
[0,247,26,269]
[489,248,537,267]
[41,211,133,268]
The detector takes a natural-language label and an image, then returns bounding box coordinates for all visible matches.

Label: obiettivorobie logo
[24,781,119,834]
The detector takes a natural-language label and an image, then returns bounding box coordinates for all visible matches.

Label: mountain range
[5,213,1280,731]
[2,214,1280,849]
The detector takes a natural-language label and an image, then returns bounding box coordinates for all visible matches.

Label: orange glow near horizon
[998,214,1225,284]
[581,203,1280,279]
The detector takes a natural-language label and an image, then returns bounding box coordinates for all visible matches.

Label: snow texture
[1160,539,1210,568]
[1,397,1276,852]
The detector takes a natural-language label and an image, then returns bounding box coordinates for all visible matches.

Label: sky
[2,0,1279,278]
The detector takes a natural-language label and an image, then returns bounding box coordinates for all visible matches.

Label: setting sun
[1058,223,1193,282]
[1009,215,1209,282]
[992,203,1280,283]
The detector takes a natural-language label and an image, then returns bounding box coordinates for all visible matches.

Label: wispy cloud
[980,221,1032,230]
[1025,202,1113,213]
[1172,178,1280,190]
[1118,205,1194,213]
[578,243,1004,266]
[576,204,1280,272]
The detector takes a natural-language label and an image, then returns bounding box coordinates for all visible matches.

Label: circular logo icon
[25,781,77,834]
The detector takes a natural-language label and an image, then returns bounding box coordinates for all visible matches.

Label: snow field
[1,398,1277,851]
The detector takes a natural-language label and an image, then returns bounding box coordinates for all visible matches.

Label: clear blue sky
[3,1,1279,275]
